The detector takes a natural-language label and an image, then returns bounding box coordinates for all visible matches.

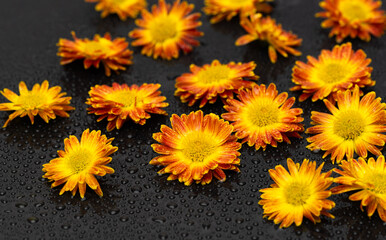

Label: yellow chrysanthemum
[222,83,304,150]
[42,129,118,198]
[203,0,273,24]
[86,0,147,20]
[291,42,375,102]
[0,80,74,128]
[174,60,258,108]
[235,13,302,63]
[306,87,386,163]
[86,82,169,131]
[259,158,335,228]
[129,0,203,60]
[150,111,241,186]
[332,156,386,221]
[316,0,386,42]
[57,31,133,76]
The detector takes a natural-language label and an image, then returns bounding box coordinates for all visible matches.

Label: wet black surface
[0,0,386,239]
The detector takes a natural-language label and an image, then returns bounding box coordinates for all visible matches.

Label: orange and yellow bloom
[86,82,168,131]
[42,129,118,198]
[222,83,304,150]
[150,111,241,186]
[175,60,258,108]
[236,13,302,63]
[316,0,386,42]
[0,80,74,128]
[291,42,374,102]
[129,0,203,60]
[259,158,335,228]
[57,31,133,76]
[86,0,147,20]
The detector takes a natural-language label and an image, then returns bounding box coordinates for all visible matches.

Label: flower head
[57,31,133,76]
[222,83,304,150]
[150,111,241,186]
[332,156,386,221]
[0,80,74,128]
[42,129,118,198]
[235,13,302,63]
[86,0,147,20]
[259,158,335,228]
[316,0,386,42]
[175,60,258,108]
[203,0,273,24]
[291,42,375,102]
[86,82,168,131]
[306,87,386,163]
[129,0,203,60]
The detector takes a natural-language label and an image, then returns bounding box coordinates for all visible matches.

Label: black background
[1,0,386,239]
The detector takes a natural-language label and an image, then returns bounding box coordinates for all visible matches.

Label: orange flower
[57,31,133,76]
[175,60,258,108]
[316,0,386,42]
[236,13,302,63]
[203,0,273,24]
[332,156,386,222]
[0,80,74,128]
[222,83,304,150]
[86,82,168,131]
[150,111,241,186]
[291,42,375,102]
[85,0,147,20]
[129,0,203,60]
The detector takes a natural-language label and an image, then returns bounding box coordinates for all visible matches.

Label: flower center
[284,182,311,206]
[221,0,252,8]
[338,0,372,22]
[333,110,365,140]
[105,90,143,110]
[244,100,279,127]
[81,38,115,57]
[180,132,217,163]
[17,92,48,110]
[149,16,178,43]
[316,62,350,84]
[66,148,94,174]
[197,65,231,85]
[365,173,386,195]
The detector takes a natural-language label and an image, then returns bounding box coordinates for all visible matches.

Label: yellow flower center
[284,182,311,206]
[111,0,137,6]
[316,62,350,84]
[81,38,115,57]
[338,0,372,22]
[66,148,94,174]
[180,132,217,163]
[105,90,143,110]
[220,0,253,8]
[334,110,365,140]
[149,16,178,43]
[197,65,232,85]
[365,173,386,195]
[244,100,279,128]
[16,92,48,110]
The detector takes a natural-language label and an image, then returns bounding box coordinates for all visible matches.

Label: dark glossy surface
[1,0,386,239]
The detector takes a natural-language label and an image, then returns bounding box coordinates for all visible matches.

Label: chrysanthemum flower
[129,0,203,60]
[0,80,74,128]
[42,129,117,198]
[291,42,375,102]
[235,13,302,63]
[57,31,133,76]
[332,156,386,221]
[150,111,241,186]
[85,0,147,20]
[306,87,386,163]
[222,83,304,150]
[316,0,386,42]
[203,0,273,24]
[86,82,168,131]
[259,158,335,228]
[175,60,258,108]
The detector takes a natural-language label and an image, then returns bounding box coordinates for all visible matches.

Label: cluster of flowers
[0,0,386,229]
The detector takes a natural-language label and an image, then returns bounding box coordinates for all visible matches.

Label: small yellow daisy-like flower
[235,13,302,63]
[332,156,386,221]
[0,80,74,128]
[316,0,386,43]
[57,31,133,76]
[291,42,375,102]
[222,83,304,151]
[259,158,335,228]
[306,87,386,164]
[203,0,273,24]
[86,82,169,131]
[129,0,203,60]
[150,111,241,186]
[85,0,147,20]
[175,60,258,108]
[42,129,118,198]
